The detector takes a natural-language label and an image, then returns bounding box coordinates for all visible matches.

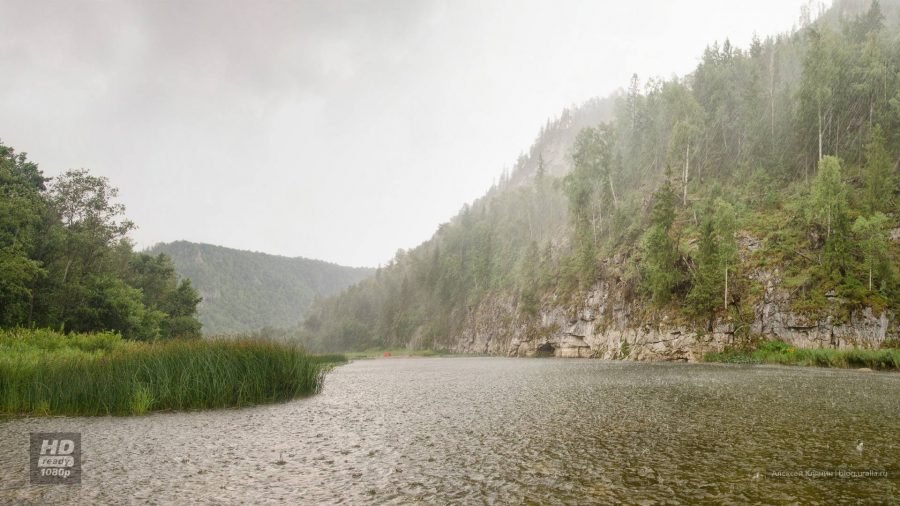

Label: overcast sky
[0,0,819,267]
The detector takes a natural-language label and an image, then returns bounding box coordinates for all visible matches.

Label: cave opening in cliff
[536,342,556,357]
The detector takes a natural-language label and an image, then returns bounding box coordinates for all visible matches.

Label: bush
[755,339,792,354]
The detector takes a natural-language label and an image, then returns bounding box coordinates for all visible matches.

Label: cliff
[457,266,896,361]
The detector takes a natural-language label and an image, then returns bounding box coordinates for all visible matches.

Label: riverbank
[703,339,900,370]
[0,329,345,416]
[3,358,895,504]
[343,348,461,360]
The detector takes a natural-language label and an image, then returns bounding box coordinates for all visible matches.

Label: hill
[148,241,374,335]
[301,0,900,355]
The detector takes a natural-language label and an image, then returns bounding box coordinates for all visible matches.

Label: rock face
[453,273,896,361]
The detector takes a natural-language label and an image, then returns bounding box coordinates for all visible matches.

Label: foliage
[862,125,894,213]
[852,212,890,292]
[563,125,619,288]
[640,177,681,305]
[808,156,853,279]
[0,143,47,326]
[686,199,737,319]
[0,144,202,339]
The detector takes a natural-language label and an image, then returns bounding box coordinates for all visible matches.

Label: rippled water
[1,358,898,504]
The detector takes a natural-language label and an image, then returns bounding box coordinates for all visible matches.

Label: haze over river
[1,358,898,504]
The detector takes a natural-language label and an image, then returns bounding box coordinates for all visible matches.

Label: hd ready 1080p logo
[30,432,81,484]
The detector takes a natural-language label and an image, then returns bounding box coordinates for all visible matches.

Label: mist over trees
[149,241,375,335]
[302,0,899,352]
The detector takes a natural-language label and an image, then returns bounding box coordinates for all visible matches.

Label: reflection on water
[1,358,898,504]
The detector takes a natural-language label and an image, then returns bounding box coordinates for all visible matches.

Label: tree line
[0,144,201,340]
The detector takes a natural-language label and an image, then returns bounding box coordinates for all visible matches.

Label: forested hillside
[0,148,202,340]
[302,0,900,353]
[149,241,374,335]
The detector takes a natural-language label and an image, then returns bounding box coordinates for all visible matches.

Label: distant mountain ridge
[147,241,374,335]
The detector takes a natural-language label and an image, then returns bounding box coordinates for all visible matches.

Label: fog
[0,0,818,267]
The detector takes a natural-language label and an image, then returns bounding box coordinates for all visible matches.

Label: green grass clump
[130,385,154,415]
[309,353,349,364]
[702,349,759,364]
[704,339,900,370]
[0,328,341,416]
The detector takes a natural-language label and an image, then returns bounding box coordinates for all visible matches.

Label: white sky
[0,0,821,267]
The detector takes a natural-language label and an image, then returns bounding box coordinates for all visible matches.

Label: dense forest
[0,147,202,340]
[302,0,900,352]
[149,241,373,335]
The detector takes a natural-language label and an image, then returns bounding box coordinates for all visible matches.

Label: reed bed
[0,328,345,416]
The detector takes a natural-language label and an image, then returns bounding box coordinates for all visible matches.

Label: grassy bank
[704,339,900,370]
[0,328,345,416]
[343,348,460,360]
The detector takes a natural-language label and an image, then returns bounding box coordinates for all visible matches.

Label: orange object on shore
[383,351,391,357]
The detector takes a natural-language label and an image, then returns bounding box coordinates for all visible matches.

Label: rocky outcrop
[452,270,896,362]
[748,267,893,349]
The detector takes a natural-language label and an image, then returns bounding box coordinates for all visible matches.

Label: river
[1,358,898,504]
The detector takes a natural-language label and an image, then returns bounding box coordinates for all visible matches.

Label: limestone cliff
[454,237,897,361]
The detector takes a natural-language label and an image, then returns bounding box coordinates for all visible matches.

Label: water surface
[1,358,898,504]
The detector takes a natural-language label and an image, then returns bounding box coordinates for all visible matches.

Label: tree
[808,156,847,240]
[66,275,163,340]
[536,152,546,180]
[800,28,838,161]
[50,169,134,240]
[0,143,48,326]
[641,175,680,304]
[563,126,615,286]
[160,279,203,338]
[687,199,736,320]
[670,119,701,206]
[627,73,641,131]
[846,0,884,43]
[127,253,202,338]
[686,210,720,318]
[518,241,541,316]
[565,126,615,240]
[44,170,137,329]
[48,169,135,288]
[717,201,737,315]
[808,156,851,278]
[862,125,892,213]
[852,213,889,292]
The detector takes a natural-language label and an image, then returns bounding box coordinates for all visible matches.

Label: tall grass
[704,339,900,370]
[0,328,345,416]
